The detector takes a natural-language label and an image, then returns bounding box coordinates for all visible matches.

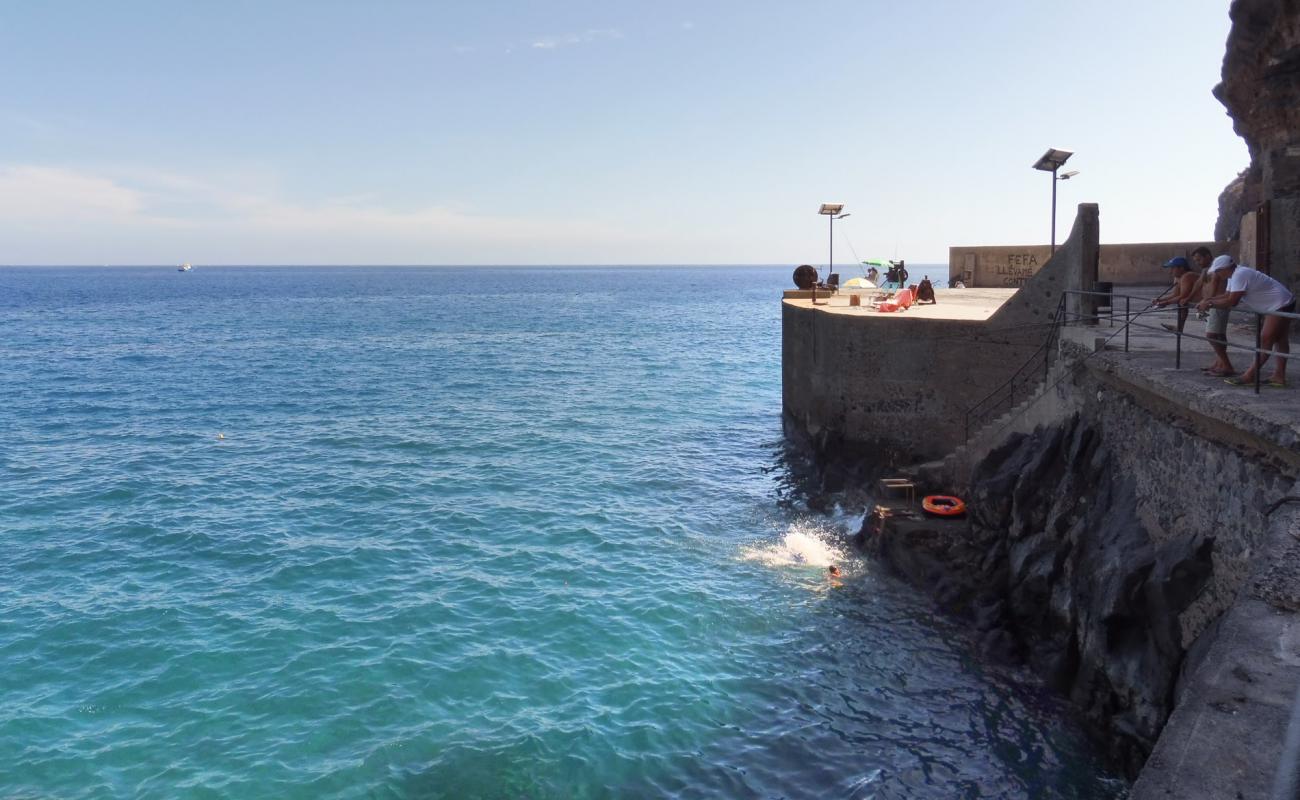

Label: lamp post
[819,203,849,283]
[1056,170,1079,251]
[1031,149,1074,253]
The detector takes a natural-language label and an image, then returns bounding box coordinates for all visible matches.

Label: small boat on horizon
[178,263,192,272]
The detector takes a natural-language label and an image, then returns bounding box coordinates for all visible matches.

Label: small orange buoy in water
[922,495,966,517]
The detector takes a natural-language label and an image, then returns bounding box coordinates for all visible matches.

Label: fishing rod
[839,228,866,274]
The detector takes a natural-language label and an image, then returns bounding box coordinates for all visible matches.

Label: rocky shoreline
[856,413,1217,777]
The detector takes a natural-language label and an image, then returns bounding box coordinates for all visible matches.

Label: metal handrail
[963,292,1066,440]
[1061,289,1297,395]
[962,286,1296,442]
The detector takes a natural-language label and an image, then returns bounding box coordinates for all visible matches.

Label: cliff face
[863,413,1218,777]
[1215,0,1300,162]
[965,416,1216,774]
[1213,0,1300,237]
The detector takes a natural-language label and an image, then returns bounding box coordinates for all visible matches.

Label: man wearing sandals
[1187,247,1235,376]
[1197,255,1295,387]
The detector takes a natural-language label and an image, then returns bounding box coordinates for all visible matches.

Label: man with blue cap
[1153,255,1198,334]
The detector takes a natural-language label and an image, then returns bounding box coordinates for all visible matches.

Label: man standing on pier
[1198,255,1294,387]
[1192,247,1235,377]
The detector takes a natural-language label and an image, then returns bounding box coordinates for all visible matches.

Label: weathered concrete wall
[1132,487,1300,800]
[948,245,1053,288]
[1097,241,1234,285]
[782,309,1016,464]
[948,241,1234,288]
[948,331,1299,650]
[1085,365,1288,646]
[783,204,1098,462]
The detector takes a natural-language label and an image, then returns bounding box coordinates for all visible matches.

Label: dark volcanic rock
[1214,0,1300,237]
[1216,166,1261,242]
[863,414,1218,778]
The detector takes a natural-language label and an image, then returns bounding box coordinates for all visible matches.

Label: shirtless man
[1190,247,1234,376]
[1154,256,1198,333]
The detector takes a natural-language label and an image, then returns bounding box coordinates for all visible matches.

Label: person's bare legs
[1270,318,1290,383]
[1238,315,1286,383]
[1207,332,1233,373]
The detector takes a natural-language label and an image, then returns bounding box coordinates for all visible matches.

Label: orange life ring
[922,495,967,517]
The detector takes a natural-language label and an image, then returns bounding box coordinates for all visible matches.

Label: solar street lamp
[819,204,849,282]
[1032,149,1074,253]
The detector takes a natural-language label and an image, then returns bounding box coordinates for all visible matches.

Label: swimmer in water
[828,565,841,578]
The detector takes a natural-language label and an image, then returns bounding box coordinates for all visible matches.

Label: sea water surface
[0,266,1124,799]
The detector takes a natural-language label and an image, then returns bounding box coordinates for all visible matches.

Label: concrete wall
[782,308,1014,464]
[783,204,1099,461]
[949,245,1053,288]
[948,240,1238,288]
[943,326,1300,650]
[1270,197,1300,303]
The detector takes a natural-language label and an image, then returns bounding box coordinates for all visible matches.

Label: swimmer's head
[828,565,841,577]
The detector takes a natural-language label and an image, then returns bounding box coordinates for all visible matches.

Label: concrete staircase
[908,370,1064,491]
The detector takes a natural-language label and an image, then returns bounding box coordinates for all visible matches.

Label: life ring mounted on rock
[922,495,967,518]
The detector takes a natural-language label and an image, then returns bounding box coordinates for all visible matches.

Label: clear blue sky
[0,0,1247,265]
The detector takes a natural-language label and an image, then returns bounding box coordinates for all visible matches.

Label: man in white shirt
[1197,255,1295,387]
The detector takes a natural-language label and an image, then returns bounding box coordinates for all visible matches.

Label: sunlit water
[0,266,1124,798]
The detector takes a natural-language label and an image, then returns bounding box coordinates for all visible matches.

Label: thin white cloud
[531,28,622,50]
[0,166,145,221]
[0,164,639,264]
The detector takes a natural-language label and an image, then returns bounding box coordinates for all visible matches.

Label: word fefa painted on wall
[995,253,1040,287]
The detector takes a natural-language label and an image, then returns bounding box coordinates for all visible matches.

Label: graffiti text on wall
[994,253,1040,287]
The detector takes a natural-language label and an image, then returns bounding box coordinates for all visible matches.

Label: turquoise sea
[0,266,1124,798]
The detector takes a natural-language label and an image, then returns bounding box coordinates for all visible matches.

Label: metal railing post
[1124,296,1130,353]
[1256,312,1263,395]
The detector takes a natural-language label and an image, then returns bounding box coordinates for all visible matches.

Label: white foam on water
[740,520,850,569]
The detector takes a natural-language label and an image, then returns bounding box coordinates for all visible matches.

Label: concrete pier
[783,287,1017,321]
[783,203,1300,793]
[782,204,1098,462]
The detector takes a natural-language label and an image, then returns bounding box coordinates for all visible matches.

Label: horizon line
[0,262,951,269]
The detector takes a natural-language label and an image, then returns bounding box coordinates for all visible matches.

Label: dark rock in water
[862,413,1218,778]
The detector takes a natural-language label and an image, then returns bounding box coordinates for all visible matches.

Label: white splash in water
[740,521,849,569]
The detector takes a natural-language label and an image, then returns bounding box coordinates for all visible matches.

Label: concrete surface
[948,241,1237,288]
[783,287,1017,321]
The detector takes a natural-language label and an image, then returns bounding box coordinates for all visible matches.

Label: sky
[0,0,1248,265]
